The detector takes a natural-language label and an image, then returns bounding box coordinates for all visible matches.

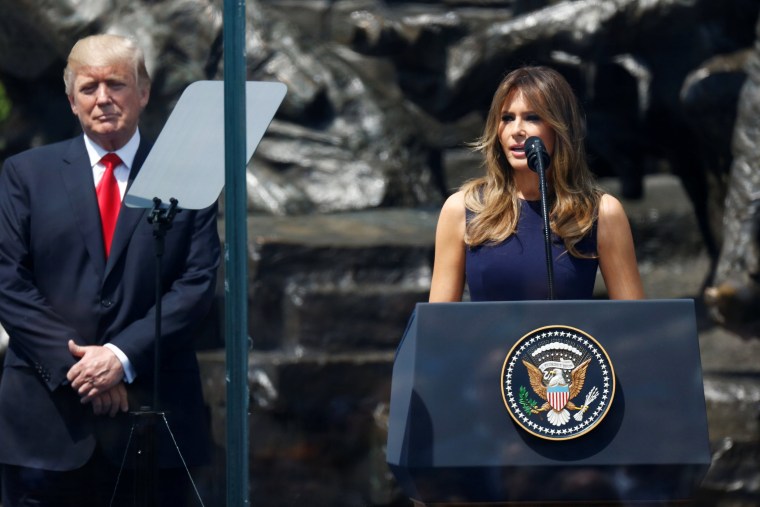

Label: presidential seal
[501,325,615,440]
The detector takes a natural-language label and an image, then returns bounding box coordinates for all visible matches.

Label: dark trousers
[1,447,200,507]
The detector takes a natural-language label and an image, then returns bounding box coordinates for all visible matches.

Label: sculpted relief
[0,0,759,337]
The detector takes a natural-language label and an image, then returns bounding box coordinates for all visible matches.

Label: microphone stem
[537,164,555,300]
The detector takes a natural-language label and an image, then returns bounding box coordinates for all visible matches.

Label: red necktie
[97,153,122,257]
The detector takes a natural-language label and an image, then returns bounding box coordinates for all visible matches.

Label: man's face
[68,62,149,151]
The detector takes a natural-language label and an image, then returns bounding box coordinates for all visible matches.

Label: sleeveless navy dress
[465,199,598,301]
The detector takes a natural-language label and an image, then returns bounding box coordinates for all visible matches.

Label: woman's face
[498,90,556,173]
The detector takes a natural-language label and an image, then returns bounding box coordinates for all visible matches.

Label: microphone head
[525,136,550,173]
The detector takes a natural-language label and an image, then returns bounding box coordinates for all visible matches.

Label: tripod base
[131,408,165,507]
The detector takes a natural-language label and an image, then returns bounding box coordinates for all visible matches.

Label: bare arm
[429,192,467,302]
[597,194,645,300]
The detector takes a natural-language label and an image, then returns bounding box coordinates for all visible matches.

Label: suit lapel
[60,137,107,274]
[105,139,152,275]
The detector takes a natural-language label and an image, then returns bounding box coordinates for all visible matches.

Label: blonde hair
[63,34,151,95]
[463,66,602,258]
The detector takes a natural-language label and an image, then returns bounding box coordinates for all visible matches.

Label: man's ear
[139,85,150,109]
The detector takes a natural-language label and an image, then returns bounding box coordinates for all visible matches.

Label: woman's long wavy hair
[462,66,603,258]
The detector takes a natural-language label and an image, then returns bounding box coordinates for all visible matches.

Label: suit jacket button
[101,299,113,308]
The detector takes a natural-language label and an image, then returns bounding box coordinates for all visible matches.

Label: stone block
[239,210,437,351]
[197,348,406,506]
[281,282,424,351]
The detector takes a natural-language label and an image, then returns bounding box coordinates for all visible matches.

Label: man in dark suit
[0,34,220,506]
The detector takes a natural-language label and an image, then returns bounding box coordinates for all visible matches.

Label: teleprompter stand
[387,300,711,505]
[115,80,286,506]
[129,197,181,506]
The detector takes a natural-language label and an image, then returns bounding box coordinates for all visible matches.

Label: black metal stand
[132,408,160,507]
[525,136,555,300]
[536,163,555,300]
[147,196,180,408]
[130,197,181,506]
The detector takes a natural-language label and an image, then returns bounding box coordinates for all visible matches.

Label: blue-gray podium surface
[386,300,711,504]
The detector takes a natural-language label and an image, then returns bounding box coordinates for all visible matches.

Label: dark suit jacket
[0,135,220,471]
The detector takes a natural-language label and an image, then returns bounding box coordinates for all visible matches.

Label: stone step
[697,324,760,504]
[280,282,425,352]
[602,173,707,264]
[198,348,400,506]
[239,209,437,351]
[703,375,760,442]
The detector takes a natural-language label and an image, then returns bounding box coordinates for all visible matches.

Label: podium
[386,300,711,504]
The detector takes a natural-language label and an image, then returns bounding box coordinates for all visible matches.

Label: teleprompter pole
[223,0,250,505]
[130,197,180,506]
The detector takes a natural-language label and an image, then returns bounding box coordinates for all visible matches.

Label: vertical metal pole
[223,0,249,505]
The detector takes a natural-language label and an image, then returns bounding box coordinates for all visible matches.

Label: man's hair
[63,34,151,95]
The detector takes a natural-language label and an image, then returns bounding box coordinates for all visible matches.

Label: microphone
[524,136,555,299]
[525,136,550,174]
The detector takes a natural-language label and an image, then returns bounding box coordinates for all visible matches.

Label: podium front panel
[387,300,710,503]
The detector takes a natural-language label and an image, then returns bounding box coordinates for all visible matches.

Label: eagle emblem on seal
[501,325,615,440]
[523,356,596,426]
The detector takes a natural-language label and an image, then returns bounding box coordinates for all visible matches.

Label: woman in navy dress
[430,66,644,302]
